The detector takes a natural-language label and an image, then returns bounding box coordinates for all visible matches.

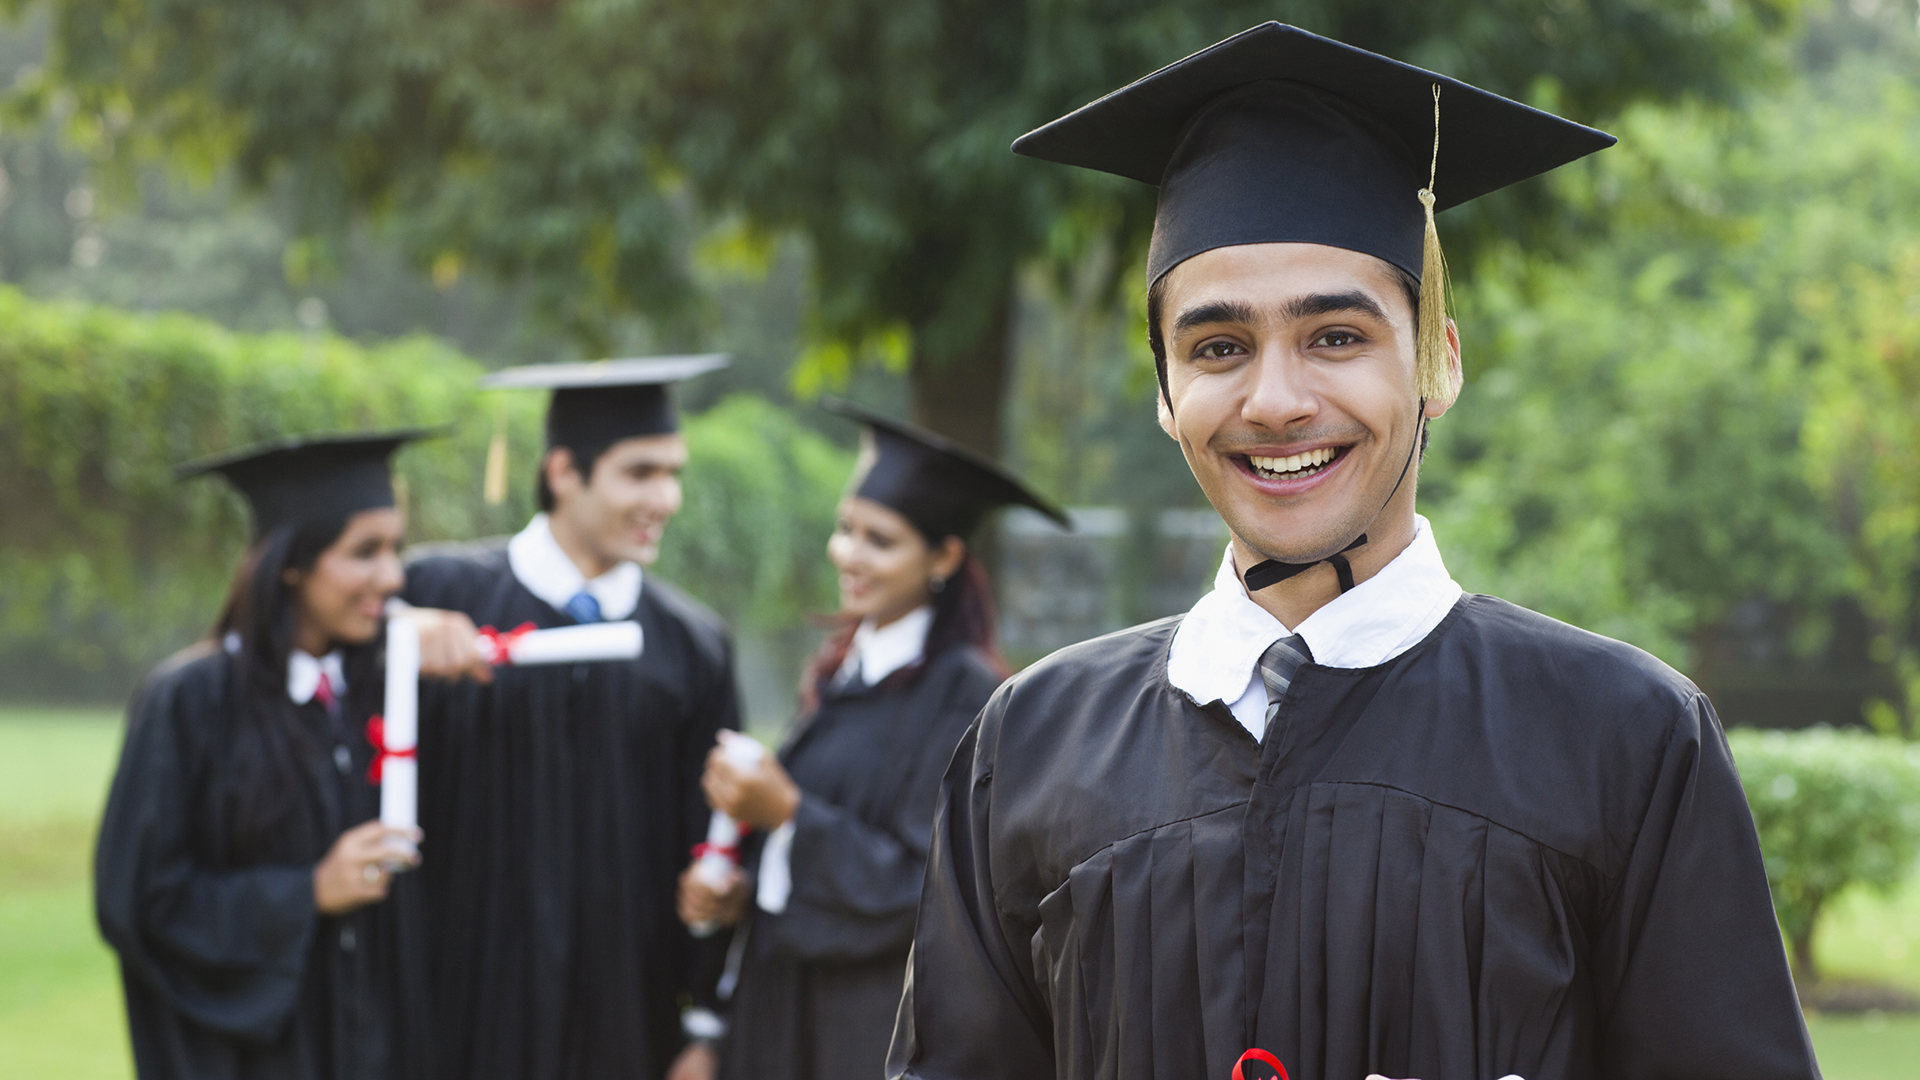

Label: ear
[543,447,584,502]
[1156,384,1178,439]
[930,536,968,583]
[1423,318,1464,421]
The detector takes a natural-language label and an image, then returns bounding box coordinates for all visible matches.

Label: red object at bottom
[1233,1049,1289,1080]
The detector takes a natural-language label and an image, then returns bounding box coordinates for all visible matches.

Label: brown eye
[1314,331,1361,348]
[1196,340,1241,360]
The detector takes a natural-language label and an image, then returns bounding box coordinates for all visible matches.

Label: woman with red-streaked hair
[676,399,1068,1080]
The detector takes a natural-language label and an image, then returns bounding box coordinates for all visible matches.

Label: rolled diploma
[380,618,421,849]
[500,621,643,665]
[689,732,766,938]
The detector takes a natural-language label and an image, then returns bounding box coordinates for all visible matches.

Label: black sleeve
[1593,693,1819,1078]
[888,704,1056,1080]
[94,670,318,1042]
[679,628,742,1014]
[770,669,990,964]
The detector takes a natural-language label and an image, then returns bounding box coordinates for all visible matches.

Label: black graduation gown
[719,645,1001,1080]
[96,644,432,1080]
[892,595,1819,1080]
[403,541,739,1080]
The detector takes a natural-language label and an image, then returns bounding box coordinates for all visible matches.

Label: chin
[334,615,383,647]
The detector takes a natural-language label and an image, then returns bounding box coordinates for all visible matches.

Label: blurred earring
[929,575,946,594]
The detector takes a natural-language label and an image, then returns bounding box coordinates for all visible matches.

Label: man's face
[548,433,688,568]
[1156,242,1448,564]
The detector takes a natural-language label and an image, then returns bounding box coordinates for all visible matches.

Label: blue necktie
[564,591,603,624]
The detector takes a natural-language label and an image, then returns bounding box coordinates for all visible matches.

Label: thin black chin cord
[1244,398,1427,594]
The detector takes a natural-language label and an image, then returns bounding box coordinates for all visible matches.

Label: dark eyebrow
[1171,299,1258,336]
[1171,291,1391,338]
[1281,290,1389,324]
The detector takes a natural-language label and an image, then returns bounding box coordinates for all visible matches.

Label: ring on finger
[362,863,383,884]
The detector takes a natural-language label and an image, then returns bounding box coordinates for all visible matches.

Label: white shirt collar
[506,513,643,621]
[1167,515,1463,713]
[837,604,934,686]
[287,649,347,705]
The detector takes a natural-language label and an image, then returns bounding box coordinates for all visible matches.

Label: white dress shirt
[506,513,643,621]
[758,604,935,915]
[1166,515,1464,739]
[287,649,347,705]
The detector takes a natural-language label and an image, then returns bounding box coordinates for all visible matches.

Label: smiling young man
[889,25,1816,1080]
[402,356,741,1080]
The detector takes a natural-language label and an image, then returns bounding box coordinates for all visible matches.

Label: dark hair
[1146,262,1423,408]
[535,440,616,512]
[798,550,1006,713]
[211,515,382,856]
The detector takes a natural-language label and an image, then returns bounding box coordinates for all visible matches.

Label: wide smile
[1231,444,1353,496]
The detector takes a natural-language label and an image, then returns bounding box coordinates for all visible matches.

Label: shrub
[0,284,850,697]
[1729,727,1920,981]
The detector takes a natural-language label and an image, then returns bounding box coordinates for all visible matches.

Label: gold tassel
[1415,83,1453,403]
[483,397,509,506]
[393,474,411,523]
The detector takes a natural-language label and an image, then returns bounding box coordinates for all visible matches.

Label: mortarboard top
[481,354,729,448]
[823,398,1070,543]
[177,430,429,538]
[1012,22,1616,285]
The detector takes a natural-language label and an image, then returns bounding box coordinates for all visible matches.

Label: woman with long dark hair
[95,432,486,1080]
[678,400,1068,1080]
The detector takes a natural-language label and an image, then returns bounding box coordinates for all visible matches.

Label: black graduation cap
[177,430,428,538]
[481,354,729,448]
[823,398,1070,542]
[1012,22,1616,286]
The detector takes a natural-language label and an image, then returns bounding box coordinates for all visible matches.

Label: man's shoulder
[402,538,512,603]
[975,617,1183,747]
[1003,616,1182,698]
[1445,594,1701,716]
[641,575,732,657]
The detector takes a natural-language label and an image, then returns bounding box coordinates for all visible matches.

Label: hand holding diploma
[396,607,495,684]
[315,819,422,915]
[701,731,800,831]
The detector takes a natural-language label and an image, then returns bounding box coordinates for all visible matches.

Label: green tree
[1730,727,1920,982]
[11,0,1798,455]
[1421,10,1920,721]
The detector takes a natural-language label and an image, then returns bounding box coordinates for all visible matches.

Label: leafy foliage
[7,0,1803,450]
[0,287,848,694]
[656,394,853,631]
[1423,19,1920,695]
[1730,727,1920,980]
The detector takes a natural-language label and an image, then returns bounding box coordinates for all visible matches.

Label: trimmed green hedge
[1730,727,1920,981]
[0,286,850,698]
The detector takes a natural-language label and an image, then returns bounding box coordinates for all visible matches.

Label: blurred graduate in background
[96,432,489,1080]
[679,399,1068,1080]
[401,357,740,1080]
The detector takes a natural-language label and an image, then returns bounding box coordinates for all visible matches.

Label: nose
[1240,344,1318,433]
[375,552,405,598]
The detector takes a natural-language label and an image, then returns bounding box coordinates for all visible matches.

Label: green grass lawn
[1,706,1918,1078]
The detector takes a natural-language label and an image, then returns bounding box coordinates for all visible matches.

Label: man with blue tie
[402,356,740,1080]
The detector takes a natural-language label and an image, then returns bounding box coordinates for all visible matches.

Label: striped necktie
[564,591,603,624]
[1257,634,1313,734]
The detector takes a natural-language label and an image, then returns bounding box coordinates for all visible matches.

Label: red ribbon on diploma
[477,622,538,666]
[365,715,417,784]
[1232,1049,1288,1080]
[691,841,741,861]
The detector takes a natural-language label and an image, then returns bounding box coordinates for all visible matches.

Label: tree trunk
[908,289,1013,460]
[1790,925,1818,989]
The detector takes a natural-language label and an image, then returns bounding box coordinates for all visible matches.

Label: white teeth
[1249,447,1338,476]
